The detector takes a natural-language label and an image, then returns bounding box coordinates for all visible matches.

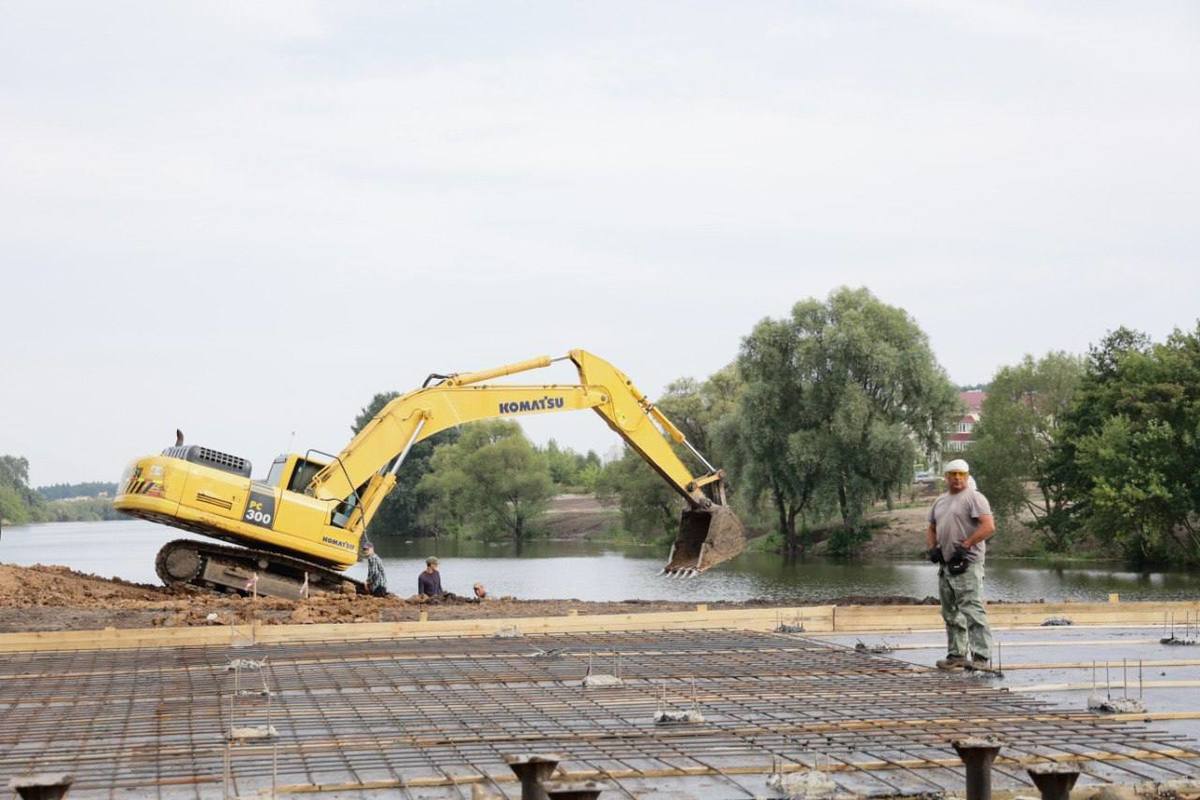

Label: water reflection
[2,520,1197,603]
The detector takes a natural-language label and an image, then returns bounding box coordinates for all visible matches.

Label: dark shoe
[936,655,967,670]
[966,656,991,671]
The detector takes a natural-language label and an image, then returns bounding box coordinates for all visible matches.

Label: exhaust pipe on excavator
[661,504,746,575]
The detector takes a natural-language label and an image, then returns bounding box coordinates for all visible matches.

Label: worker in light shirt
[926,459,995,671]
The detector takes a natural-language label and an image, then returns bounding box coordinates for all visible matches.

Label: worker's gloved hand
[946,543,971,575]
[928,547,943,564]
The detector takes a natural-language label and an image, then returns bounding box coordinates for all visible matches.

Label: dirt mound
[543,494,620,539]
[0,563,175,606]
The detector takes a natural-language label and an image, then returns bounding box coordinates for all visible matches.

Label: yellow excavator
[114,349,746,599]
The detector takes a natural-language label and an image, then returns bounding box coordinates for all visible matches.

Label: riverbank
[551,493,1048,559]
[0,562,948,632]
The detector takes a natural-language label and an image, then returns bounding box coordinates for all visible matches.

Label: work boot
[936,655,967,670]
[966,656,991,671]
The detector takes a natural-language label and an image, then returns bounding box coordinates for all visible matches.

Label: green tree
[0,455,43,523]
[543,439,577,487]
[0,484,31,525]
[352,392,459,538]
[36,481,118,501]
[655,363,743,468]
[418,420,554,542]
[1053,325,1200,563]
[594,448,680,541]
[592,367,743,539]
[541,439,599,490]
[720,288,958,555]
[969,352,1083,549]
[575,450,603,492]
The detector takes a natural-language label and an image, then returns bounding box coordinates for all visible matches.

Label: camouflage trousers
[939,561,993,660]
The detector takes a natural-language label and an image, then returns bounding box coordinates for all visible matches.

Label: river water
[2,519,1198,603]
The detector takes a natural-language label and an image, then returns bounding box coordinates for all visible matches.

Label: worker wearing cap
[363,543,388,597]
[417,556,443,598]
[927,459,996,670]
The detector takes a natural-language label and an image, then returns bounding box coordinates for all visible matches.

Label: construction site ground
[1,577,1198,799]
[0,563,941,633]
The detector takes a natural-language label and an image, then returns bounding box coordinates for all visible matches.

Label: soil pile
[0,564,174,606]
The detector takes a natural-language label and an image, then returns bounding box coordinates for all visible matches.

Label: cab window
[287,459,324,493]
[266,458,288,487]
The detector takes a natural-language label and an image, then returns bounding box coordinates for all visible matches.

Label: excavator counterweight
[115,349,746,597]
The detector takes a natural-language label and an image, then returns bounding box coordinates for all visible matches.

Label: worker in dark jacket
[363,543,388,597]
[417,556,443,598]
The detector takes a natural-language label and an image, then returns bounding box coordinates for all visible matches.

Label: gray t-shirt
[929,488,993,564]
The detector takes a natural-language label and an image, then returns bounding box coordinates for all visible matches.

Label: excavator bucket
[662,505,746,575]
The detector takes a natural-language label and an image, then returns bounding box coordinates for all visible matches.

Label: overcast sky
[2,1,1197,486]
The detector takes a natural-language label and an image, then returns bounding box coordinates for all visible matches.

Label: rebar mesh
[0,629,1196,798]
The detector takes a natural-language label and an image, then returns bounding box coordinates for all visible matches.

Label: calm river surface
[2,519,1198,603]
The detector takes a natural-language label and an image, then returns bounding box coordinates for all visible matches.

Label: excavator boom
[114,349,745,597]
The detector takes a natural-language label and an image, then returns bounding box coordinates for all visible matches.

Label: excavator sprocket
[155,538,364,600]
[662,505,746,576]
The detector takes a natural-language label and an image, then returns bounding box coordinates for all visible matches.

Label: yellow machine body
[117,451,360,569]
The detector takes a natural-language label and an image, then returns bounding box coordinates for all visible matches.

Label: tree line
[10,286,1197,567]
[971,326,1200,565]
[361,288,961,553]
[0,458,122,524]
[361,288,1200,567]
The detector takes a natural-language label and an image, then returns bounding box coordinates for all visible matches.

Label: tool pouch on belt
[946,555,969,575]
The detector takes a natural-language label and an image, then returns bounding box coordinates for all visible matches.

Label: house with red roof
[945,390,986,453]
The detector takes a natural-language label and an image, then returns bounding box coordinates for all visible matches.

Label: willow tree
[722,288,958,556]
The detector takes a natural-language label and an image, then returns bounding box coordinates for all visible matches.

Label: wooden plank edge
[0,600,1197,652]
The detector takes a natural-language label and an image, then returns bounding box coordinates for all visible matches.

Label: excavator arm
[309,349,744,574]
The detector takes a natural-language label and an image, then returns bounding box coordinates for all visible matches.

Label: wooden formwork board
[831,599,1200,632]
[0,599,1197,652]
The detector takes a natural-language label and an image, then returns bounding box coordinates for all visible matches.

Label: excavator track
[155,538,365,600]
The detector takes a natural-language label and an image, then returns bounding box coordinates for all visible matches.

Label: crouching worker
[363,543,388,597]
[418,556,443,598]
[927,459,996,671]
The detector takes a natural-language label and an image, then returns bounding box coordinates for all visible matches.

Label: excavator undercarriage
[155,539,362,599]
[125,500,364,597]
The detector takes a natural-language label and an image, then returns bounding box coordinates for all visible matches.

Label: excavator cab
[663,504,746,576]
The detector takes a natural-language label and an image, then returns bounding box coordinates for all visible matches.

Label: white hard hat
[944,459,970,473]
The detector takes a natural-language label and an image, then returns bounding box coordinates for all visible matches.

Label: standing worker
[927,459,996,670]
[417,556,443,598]
[363,543,388,597]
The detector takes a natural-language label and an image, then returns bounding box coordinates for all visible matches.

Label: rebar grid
[0,630,1197,798]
